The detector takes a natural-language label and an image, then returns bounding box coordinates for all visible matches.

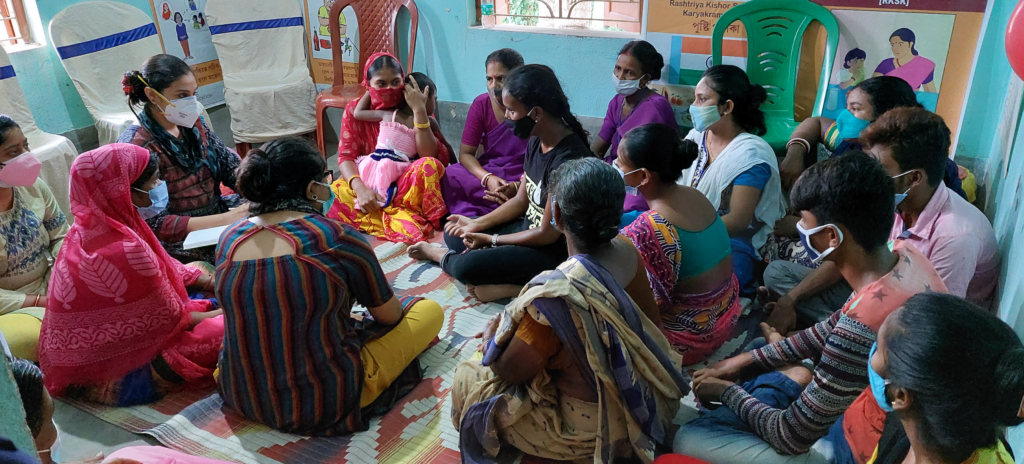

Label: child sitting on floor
[351,64,443,206]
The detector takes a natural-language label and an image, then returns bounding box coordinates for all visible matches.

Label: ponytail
[560,113,590,149]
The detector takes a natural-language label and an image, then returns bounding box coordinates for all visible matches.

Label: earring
[311,194,319,200]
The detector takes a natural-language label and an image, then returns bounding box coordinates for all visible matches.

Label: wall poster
[302,0,361,92]
[149,0,226,107]
[644,0,988,134]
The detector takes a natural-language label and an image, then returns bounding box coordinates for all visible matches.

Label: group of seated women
[0,38,1019,464]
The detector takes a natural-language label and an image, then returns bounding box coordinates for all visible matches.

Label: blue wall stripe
[56,24,157,60]
[209,17,303,35]
[0,65,14,80]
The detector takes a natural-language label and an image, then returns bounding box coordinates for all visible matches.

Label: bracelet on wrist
[414,121,431,130]
[480,173,495,187]
[786,138,811,154]
[491,234,499,248]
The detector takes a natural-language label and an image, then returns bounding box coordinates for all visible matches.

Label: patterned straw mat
[65,234,762,464]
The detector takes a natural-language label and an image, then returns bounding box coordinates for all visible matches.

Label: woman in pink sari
[872,28,936,93]
[39,143,223,406]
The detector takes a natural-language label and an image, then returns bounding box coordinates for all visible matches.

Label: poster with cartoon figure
[820,10,954,119]
[644,0,987,137]
[304,0,360,92]
[149,0,226,107]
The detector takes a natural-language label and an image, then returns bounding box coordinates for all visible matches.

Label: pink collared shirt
[890,183,1000,311]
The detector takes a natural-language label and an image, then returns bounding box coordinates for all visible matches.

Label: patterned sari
[623,211,742,365]
[451,255,689,463]
[39,144,223,405]
[330,52,449,243]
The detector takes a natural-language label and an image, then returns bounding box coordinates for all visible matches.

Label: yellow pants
[0,313,42,361]
[360,299,444,407]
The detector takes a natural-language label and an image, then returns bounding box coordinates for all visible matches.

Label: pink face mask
[0,152,42,188]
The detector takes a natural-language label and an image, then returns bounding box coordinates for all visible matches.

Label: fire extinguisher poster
[303,0,360,91]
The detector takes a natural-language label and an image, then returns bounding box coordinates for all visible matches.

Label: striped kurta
[720,242,946,455]
[214,215,394,436]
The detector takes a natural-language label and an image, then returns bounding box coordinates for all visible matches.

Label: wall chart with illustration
[644,0,988,135]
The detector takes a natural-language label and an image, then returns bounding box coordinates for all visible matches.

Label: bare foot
[760,322,785,344]
[467,284,522,303]
[408,241,447,263]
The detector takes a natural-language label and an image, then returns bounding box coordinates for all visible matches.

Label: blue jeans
[674,371,837,464]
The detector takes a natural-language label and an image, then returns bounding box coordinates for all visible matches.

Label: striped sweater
[721,242,946,455]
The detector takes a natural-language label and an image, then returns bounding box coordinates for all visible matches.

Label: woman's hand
[445,214,483,237]
[462,232,493,250]
[694,376,735,409]
[473,313,501,348]
[353,183,384,213]
[404,77,431,115]
[23,294,46,308]
[190,309,223,328]
[227,203,250,222]
[483,182,518,205]
[484,174,507,194]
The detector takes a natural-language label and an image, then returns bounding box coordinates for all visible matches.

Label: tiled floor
[53,400,158,461]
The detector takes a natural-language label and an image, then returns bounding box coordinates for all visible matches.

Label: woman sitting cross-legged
[441,48,527,218]
[619,123,742,365]
[39,143,223,406]
[0,115,69,362]
[329,52,450,244]
[683,65,786,295]
[409,64,593,302]
[215,137,443,436]
[451,158,688,463]
[120,54,248,264]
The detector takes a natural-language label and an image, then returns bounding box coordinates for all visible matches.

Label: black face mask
[504,108,536,140]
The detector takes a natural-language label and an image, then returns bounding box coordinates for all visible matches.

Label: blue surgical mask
[314,181,335,215]
[797,221,843,265]
[836,109,871,141]
[868,342,894,412]
[613,163,642,196]
[689,104,721,133]
[891,170,914,209]
[135,181,169,220]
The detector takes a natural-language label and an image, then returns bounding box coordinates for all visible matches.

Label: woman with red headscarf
[39,143,223,406]
[330,52,450,243]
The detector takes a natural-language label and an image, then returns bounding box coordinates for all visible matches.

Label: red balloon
[1008,0,1024,79]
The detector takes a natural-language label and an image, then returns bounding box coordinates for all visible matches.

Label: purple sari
[598,92,678,213]
[442,93,528,217]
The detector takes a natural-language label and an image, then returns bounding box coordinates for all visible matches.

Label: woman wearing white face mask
[118,54,248,265]
[592,40,677,217]
[0,115,68,362]
[682,65,785,296]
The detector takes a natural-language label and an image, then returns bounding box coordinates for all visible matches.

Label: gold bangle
[346,174,362,184]
[414,121,430,130]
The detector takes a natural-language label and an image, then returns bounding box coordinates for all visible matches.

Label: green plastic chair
[711,0,839,152]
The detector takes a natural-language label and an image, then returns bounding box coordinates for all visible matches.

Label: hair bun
[672,138,699,173]
[590,209,621,243]
[236,148,274,204]
[748,83,768,106]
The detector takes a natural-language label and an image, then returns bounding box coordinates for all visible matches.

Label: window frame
[0,0,32,46]
[479,0,644,37]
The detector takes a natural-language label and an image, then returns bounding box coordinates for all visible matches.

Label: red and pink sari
[330,52,449,244]
[39,143,223,405]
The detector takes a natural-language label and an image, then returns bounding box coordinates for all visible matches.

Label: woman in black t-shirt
[409,64,594,301]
